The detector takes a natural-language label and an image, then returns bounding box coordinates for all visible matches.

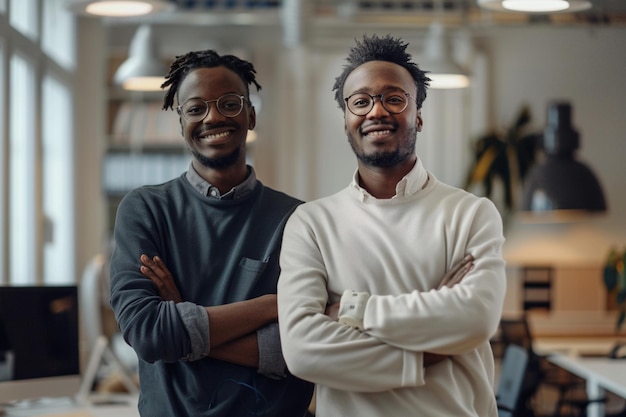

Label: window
[1,0,76,284]
[42,0,75,70]
[0,41,5,282]
[42,75,74,284]
[9,0,37,40]
[8,52,36,284]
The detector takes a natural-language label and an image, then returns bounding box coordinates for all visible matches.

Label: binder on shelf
[102,152,190,196]
[111,101,181,145]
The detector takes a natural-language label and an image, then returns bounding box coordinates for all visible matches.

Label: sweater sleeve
[109,190,193,363]
[176,302,210,361]
[256,323,287,379]
[362,197,506,354]
[277,208,425,392]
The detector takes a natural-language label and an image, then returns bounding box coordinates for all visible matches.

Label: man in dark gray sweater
[109,50,313,417]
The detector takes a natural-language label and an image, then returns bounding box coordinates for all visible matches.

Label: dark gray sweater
[109,173,312,416]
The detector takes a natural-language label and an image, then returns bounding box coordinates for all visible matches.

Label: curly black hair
[161,50,262,111]
[332,34,430,111]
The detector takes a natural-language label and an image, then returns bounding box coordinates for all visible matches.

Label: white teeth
[202,131,230,140]
[367,130,391,136]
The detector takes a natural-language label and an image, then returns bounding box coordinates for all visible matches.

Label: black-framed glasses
[177,93,246,122]
[344,91,412,116]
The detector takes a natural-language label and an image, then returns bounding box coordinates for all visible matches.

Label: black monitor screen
[0,285,80,381]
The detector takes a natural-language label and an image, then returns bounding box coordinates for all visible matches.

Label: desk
[2,394,139,417]
[534,337,617,357]
[548,355,626,417]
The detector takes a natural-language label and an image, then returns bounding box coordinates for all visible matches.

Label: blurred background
[1,0,626,367]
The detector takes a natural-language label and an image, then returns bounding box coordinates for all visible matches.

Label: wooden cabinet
[503,264,616,337]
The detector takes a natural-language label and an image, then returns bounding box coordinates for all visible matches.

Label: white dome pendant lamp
[477,0,592,13]
[66,0,174,17]
[114,25,167,92]
[422,22,470,90]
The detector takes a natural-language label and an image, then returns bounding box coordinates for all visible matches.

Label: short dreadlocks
[332,34,430,111]
[161,50,262,111]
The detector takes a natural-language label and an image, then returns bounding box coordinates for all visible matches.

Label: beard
[191,147,241,169]
[348,125,418,168]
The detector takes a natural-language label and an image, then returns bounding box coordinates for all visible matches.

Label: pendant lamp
[477,0,592,13]
[66,0,174,17]
[422,22,469,90]
[521,102,607,218]
[114,25,167,92]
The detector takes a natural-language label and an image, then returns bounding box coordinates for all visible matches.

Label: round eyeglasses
[344,91,412,116]
[177,93,246,122]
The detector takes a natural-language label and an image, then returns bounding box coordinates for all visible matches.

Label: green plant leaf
[617,311,626,332]
[604,266,618,291]
[512,106,531,131]
[606,247,620,265]
[462,106,540,214]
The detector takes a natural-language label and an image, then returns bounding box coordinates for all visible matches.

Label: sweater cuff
[338,289,370,331]
[176,302,210,361]
[257,323,286,380]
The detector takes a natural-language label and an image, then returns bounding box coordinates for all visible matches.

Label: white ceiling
[103,0,626,57]
[102,0,626,27]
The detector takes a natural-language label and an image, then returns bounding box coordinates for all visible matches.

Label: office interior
[1,0,626,415]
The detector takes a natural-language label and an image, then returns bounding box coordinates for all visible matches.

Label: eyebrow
[346,86,408,96]
[179,92,244,102]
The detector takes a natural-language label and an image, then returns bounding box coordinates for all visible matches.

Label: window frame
[0,0,76,285]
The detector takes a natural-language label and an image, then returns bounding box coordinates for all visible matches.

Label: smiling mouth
[364,129,393,137]
[199,131,231,143]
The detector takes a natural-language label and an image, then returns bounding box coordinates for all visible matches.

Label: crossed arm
[323,254,475,367]
[139,253,474,369]
[139,254,275,368]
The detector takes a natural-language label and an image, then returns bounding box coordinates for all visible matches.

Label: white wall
[75,19,108,280]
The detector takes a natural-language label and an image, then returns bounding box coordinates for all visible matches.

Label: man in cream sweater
[277,35,506,417]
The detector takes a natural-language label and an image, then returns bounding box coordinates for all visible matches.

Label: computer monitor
[0,285,81,406]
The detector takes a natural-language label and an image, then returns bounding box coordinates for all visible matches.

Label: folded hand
[140,254,183,303]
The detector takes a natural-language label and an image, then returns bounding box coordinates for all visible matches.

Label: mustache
[195,122,235,134]
[359,120,398,133]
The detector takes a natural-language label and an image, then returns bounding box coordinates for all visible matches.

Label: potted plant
[464,106,541,224]
[604,248,626,334]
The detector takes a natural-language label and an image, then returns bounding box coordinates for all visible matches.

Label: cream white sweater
[277,158,506,417]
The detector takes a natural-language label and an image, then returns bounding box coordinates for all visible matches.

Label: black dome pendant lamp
[521,101,607,219]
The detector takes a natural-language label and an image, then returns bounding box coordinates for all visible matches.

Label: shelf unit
[521,266,553,312]
[104,56,188,233]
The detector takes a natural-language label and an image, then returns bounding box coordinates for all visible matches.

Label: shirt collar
[350,157,430,200]
[185,163,257,200]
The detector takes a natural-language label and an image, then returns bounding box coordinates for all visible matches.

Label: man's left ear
[416,110,423,132]
[248,106,256,130]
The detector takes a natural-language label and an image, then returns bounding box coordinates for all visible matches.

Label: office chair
[498,315,588,416]
[553,344,626,417]
[77,253,139,401]
[497,344,529,417]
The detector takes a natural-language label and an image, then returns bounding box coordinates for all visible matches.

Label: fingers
[138,254,183,303]
[450,254,474,274]
[140,254,167,278]
[325,302,340,321]
[437,254,475,290]
[446,263,474,288]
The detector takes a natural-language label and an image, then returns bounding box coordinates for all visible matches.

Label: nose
[367,95,390,118]
[201,101,223,123]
